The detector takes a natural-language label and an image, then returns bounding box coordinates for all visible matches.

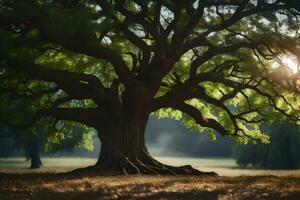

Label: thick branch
[189,42,258,77]
[2,60,111,105]
[172,103,229,136]
[202,2,289,37]
[0,3,135,85]
[39,107,102,128]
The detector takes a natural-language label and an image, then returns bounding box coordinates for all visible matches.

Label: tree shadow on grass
[24,187,300,200]
[0,176,222,200]
[1,173,300,200]
[31,187,222,200]
[139,190,220,200]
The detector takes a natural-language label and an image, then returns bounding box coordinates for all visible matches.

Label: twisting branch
[171,103,229,136]
[1,0,300,143]
[189,42,258,77]
[1,59,111,105]
[38,107,102,128]
[113,0,158,38]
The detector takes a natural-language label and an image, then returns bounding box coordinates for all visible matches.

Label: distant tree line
[235,123,300,169]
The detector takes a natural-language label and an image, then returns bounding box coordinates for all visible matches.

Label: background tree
[235,123,300,169]
[1,0,300,174]
[0,122,96,169]
[0,124,42,168]
[0,76,96,169]
[0,90,95,169]
[0,121,95,169]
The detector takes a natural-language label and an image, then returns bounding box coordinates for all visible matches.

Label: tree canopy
[1,0,300,174]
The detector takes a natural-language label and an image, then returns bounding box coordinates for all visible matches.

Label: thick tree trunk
[71,90,217,175]
[77,114,217,176]
[94,114,155,174]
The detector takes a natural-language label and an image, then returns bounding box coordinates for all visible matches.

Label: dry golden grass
[1,158,300,199]
[0,173,300,200]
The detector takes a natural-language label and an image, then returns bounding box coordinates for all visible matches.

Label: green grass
[156,156,237,168]
[0,157,97,173]
[1,156,300,176]
[0,156,236,169]
[0,157,96,168]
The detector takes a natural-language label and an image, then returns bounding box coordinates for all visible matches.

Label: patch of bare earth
[0,173,299,200]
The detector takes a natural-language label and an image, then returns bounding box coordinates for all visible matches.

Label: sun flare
[278,55,299,74]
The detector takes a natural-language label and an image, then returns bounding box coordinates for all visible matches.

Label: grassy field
[1,157,300,176]
[1,157,300,200]
[0,157,97,173]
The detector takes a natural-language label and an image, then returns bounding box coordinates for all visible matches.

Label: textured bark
[74,114,217,176]
[68,84,217,175]
[94,111,150,173]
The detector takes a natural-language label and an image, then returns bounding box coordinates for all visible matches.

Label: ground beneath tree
[0,173,299,200]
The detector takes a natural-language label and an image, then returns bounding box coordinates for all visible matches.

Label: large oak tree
[1,0,300,174]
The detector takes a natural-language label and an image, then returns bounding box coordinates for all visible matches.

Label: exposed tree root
[69,147,217,176]
[70,158,218,176]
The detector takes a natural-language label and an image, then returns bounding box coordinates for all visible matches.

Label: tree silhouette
[1,0,300,174]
